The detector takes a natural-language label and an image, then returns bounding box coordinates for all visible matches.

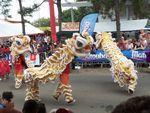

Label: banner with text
[75,49,149,63]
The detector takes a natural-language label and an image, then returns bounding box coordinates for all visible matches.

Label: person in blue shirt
[0,95,5,109]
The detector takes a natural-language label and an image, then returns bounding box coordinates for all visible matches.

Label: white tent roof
[94,19,148,32]
[0,19,44,37]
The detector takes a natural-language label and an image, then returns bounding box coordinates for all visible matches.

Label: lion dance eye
[16,41,21,46]
[76,41,83,48]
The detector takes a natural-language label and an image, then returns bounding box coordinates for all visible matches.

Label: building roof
[0,19,44,37]
[94,19,149,32]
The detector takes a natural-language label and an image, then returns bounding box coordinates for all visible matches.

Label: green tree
[62,8,80,22]
[0,0,12,19]
[33,18,50,27]
[131,0,150,19]
[17,0,47,35]
[62,7,93,22]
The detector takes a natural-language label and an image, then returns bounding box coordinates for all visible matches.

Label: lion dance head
[10,35,33,62]
[65,32,94,57]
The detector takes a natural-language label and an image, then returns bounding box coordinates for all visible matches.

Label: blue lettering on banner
[75,49,149,63]
[132,50,147,60]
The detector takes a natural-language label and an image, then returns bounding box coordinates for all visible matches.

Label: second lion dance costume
[10,35,32,89]
[95,32,138,94]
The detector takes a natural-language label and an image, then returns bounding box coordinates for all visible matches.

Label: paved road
[0,68,149,113]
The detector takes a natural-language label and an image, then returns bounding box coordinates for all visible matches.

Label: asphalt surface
[0,68,150,113]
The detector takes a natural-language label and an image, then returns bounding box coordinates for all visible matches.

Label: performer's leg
[15,74,23,89]
[128,77,137,94]
[25,82,35,101]
[33,81,40,101]
[53,73,75,103]
[25,81,40,101]
[53,83,62,101]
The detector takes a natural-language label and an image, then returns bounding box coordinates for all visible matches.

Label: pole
[71,8,74,22]
[115,0,121,39]
[48,0,57,42]
[18,0,26,35]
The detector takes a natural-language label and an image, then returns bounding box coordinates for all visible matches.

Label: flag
[79,13,98,36]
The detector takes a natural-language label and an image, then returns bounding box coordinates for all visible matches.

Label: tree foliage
[32,18,50,27]
[131,0,150,19]
[18,0,47,17]
[0,0,12,18]
[77,0,150,19]
[62,7,93,22]
[18,4,39,17]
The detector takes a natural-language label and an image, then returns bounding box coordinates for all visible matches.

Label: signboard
[61,22,79,31]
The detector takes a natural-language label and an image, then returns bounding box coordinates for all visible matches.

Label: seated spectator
[37,102,47,113]
[22,100,38,113]
[111,95,150,113]
[0,91,22,113]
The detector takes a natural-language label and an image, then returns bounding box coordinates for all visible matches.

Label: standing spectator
[139,29,146,39]
[0,59,10,81]
[135,30,140,41]
[35,34,42,44]
[0,91,22,113]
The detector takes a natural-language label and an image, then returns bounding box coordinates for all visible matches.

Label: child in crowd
[0,91,22,113]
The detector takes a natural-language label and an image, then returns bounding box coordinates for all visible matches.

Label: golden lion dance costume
[24,32,94,103]
[95,32,138,94]
[10,35,32,89]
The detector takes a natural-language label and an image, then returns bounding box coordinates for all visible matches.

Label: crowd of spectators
[30,34,63,57]
[0,30,149,60]
[0,30,149,70]
[116,30,150,50]
[1,91,150,113]
[0,91,74,113]
[0,41,11,58]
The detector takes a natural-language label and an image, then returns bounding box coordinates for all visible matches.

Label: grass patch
[136,67,150,73]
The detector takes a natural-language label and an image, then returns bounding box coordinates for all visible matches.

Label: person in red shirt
[13,54,27,89]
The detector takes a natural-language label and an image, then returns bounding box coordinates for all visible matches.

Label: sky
[0,0,76,22]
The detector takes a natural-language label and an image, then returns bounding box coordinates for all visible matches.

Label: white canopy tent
[94,19,149,32]
[0,19,44,38]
